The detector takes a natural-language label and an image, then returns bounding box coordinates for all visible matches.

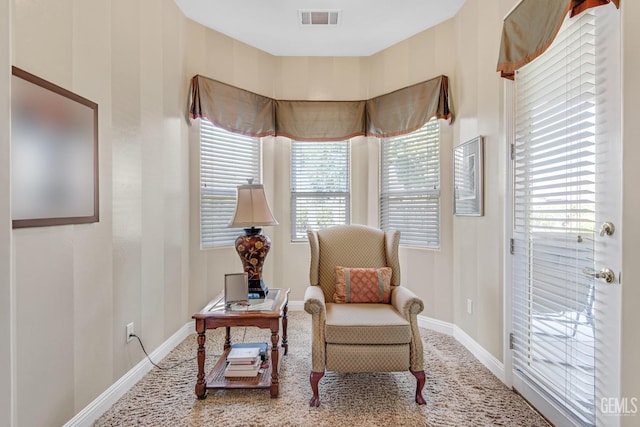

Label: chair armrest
[304,285,326,315]
[391,286,425,372]
[304,286,327,372]
[391,286,424,318]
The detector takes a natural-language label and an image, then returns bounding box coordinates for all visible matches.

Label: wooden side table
[192,288,290,399]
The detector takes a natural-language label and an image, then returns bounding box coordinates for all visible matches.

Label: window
[200,120,261,248]
[380,119,440,248]
[290,141,350,240]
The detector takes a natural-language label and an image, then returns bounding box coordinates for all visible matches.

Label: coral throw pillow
[333,267,392,304]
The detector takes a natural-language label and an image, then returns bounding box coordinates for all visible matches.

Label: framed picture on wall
[453,136,484,216]
[11,66,99,228]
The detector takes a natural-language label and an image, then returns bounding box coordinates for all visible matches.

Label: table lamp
[228,180,278,298]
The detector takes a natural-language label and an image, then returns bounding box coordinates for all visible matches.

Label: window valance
[188,75,276,137]
[496,0,619,79]
[275,100,367,142]
[188,74,452,141]
[366,75,452,138]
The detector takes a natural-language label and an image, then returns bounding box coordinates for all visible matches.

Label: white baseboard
[287,300,304,311]
[63,322,194,427]
[453,325,505,383]
[417,314,455,336]
[417,314,505,384]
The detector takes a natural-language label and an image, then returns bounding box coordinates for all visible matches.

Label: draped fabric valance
[366,75,452,138]
[188,75,276,137]
[275,100,367,142]
[496,0,619,79]
[188,74,452,141]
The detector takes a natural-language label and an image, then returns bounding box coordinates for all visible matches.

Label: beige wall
[449,0,512,361]
[10,0,191,425]
[1,0,13,425]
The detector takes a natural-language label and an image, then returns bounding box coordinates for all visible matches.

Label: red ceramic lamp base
[234,228,270,297]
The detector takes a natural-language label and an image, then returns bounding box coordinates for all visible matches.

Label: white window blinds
[200,120,261,248]
[512,9,600,426]
[290,141,350,240]
[380,119,440,248]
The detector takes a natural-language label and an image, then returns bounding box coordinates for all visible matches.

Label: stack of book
[231,342,268,361]
[224,346,261,378]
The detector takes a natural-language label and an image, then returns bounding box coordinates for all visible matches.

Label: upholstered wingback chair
[303,224,426,407]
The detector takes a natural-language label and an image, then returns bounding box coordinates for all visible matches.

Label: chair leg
[411,370,426,405]
[309,371,324,407]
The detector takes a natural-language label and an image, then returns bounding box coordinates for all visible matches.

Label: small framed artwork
[453,136,484,216]
[11,66,99,228]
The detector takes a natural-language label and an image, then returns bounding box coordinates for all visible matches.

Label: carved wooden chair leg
[411,370,426,405]
[309,371,324,407]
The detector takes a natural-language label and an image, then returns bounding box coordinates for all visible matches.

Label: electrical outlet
[467,299,473,315]
[126,322,134,343]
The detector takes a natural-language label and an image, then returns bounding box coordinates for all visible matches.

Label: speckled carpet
[94,311,549,426]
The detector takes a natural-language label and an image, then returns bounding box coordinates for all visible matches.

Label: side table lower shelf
[205,346,284,394]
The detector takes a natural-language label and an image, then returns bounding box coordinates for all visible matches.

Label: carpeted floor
[94,311,550,426]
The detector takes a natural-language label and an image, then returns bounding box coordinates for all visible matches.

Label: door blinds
[512,9,597,426]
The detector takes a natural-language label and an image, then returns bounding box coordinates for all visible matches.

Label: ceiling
[174,0,467,57]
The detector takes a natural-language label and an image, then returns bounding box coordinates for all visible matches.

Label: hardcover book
[223,367,260,378]
[227,346,260,363]
[231,342,269,361]
[225,357,260,371]
[224,358,261,378]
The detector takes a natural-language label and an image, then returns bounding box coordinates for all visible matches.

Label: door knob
[599,221,615,237]
[582,267,615,284]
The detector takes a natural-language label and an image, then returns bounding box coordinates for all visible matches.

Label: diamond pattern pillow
[333,267,392,303]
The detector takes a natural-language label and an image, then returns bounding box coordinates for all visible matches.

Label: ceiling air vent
[299,10,340,27]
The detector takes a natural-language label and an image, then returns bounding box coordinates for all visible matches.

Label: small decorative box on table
[192,288,290,399]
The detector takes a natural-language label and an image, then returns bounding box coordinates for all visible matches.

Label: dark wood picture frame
[11,66,99,228]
